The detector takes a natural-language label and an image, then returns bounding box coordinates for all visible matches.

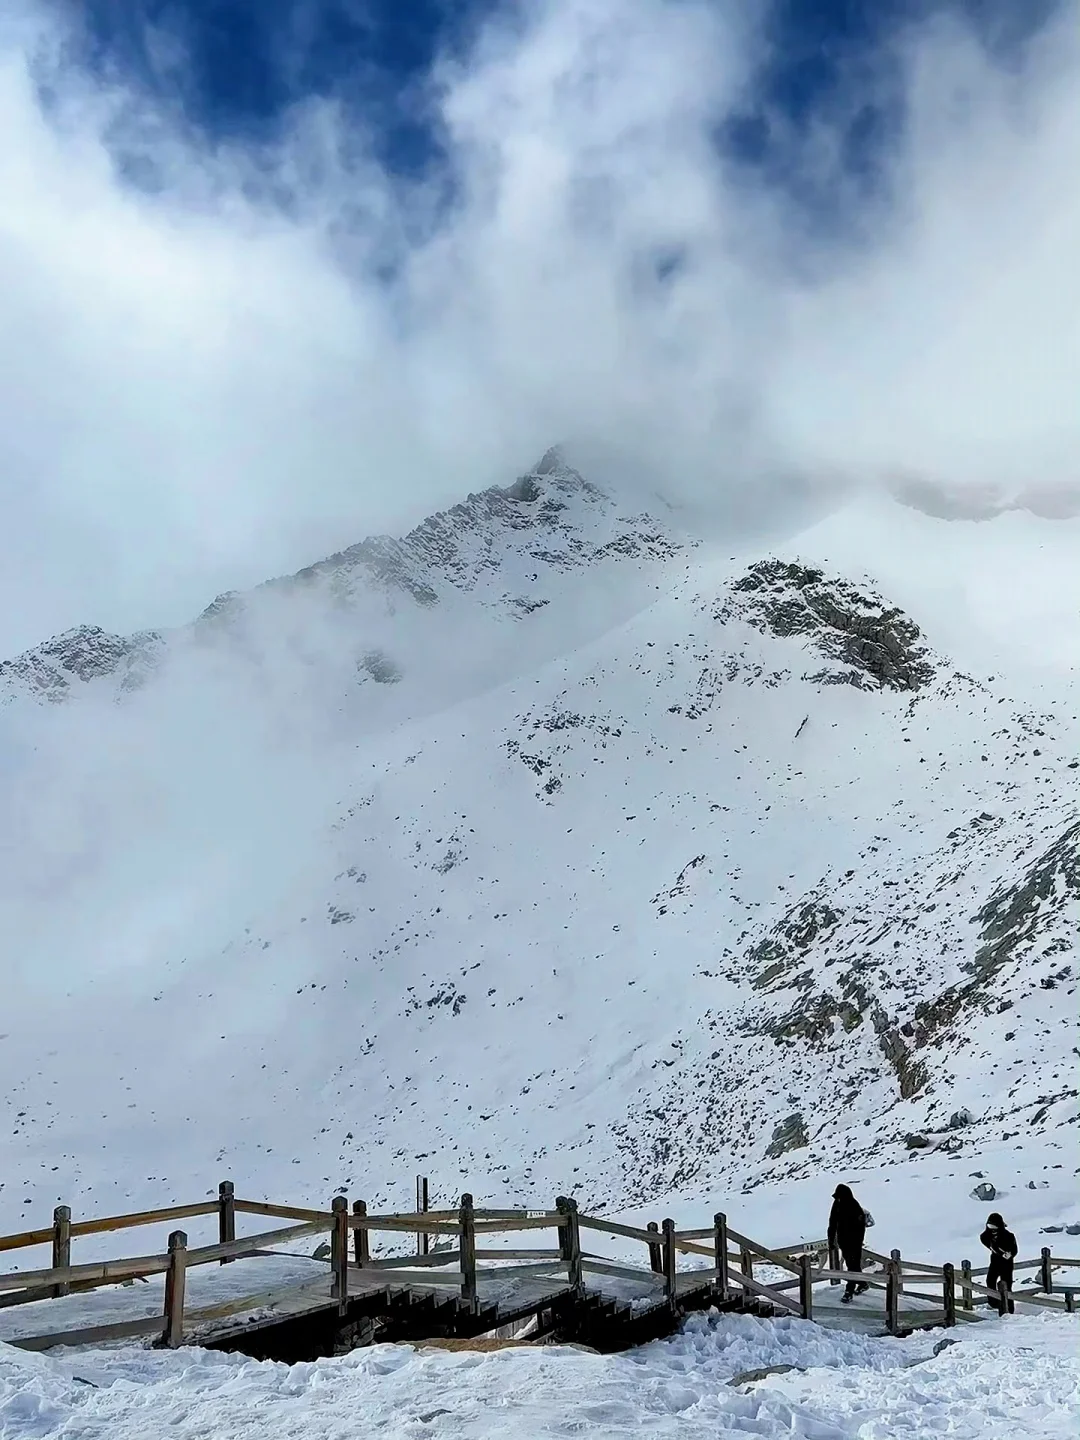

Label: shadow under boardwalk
[197,1265,732,1362]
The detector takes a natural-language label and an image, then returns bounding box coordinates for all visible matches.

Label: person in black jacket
[981,1212,1018,1315]
[828,1184,868,1302]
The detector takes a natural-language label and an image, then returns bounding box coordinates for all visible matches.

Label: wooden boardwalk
[0,1182,1075,1360]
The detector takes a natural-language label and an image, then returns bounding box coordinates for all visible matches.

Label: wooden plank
[581,1258,665,1286]
[726,1269,802,1314]
[722,1230,806,1275]
[182,1276,331,1329]
[70,1203,219,1238]
[10,1275,334,1353]
[185,1220,328,1265]
[366,1251,462,1270]
[670,1237,714,1259]
[234,1201,332,1224]
[472,1216,561,1236]
[0,1252,171,1294]
[577,1215,658,1245]
[473,1249,562,1262]
[9,1313,165,1352]
[0,1228,58,1255]
[477,1261,566,1282]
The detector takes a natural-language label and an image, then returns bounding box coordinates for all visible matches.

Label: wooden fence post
[828,1238,841,1286]
[416,1176,430,1257]
[799,1252,814,1321]
[1040,1247,1052,1294]
[713,1213,729,1300]
[960,1260,973,1312]
[218,1182,235,1265]
[885,1257,900,1335]
[942,1262,956,1327]
[662,1219,677,1313]
[890,1248,903,1297]
[331,1196,349,1312]
[51,1206,71,1299]
[162,1230,188,1349]
[353,1200,370,1268]
[459,1193,477,1313]
[556,1196,583,1293]
[740,1244,754,1292]
[566,1200,583,1294]
[647,1221,662,1274]
[1065,1290,1075,1314]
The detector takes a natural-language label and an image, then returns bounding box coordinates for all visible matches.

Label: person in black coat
[981,1212,1018,1315]
[828,1184,868,1301]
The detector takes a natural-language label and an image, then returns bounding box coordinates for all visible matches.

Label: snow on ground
[1,1309,1077,1439]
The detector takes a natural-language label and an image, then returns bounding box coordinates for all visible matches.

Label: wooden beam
[218,1183,236,1265]
[353,1201,370,1267]
[0,1252,171,1294]
[662,1219,677,1312]
[459,1194,477,1313]
[576,1215,658,1246]
[647,1221,662,1274]
[51,1207,71,1299]
[331,1197,349,1313]
[185,1219,328,1266]
[1041,1247,1053,1294]
[69,1202,218,1238]
[960,1259,973,1312]
[162,1230,187,1349]
[581,1258,664,1286]
[233,1200,331,1224]
[942,1262,956,1327]
[714,1214,729,1300]
[799,1253,814,1321]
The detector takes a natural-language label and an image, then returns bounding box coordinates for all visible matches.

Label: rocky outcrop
[717,560,936,691]
[0,624,162,704]
[765,1113,809,1157]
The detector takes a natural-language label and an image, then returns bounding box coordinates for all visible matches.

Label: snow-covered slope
[0,452,1076,1242]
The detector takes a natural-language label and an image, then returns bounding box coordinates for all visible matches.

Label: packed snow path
[2,1309,1078,1439]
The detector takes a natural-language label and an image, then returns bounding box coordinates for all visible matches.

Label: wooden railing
[1,1182,1076,1351]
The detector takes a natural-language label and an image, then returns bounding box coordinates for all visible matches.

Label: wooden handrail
[580,1257,665,1286]
[0,1227,63,1255]
[577,1215,658,1245]
[725,1267,802,1314]
[471,1215,561,1235]
[186,1220,328,1265]
[234,1200,331,1224]
[0,1251,171,1294]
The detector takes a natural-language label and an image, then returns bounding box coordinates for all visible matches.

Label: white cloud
[0,0,1077,653]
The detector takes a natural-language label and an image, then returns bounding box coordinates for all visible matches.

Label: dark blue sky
[68,1,1056,191]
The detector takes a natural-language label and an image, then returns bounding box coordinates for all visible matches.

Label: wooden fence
[0,1181,1076,1351]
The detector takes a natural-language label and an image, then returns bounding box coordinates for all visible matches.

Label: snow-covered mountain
[0,450,1077,1242]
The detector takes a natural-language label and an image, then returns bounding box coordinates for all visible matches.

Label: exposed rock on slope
[0,624,162,704]
[717,559,936,691]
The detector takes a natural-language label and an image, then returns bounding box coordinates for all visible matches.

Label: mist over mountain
[1,449,1076,1236]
